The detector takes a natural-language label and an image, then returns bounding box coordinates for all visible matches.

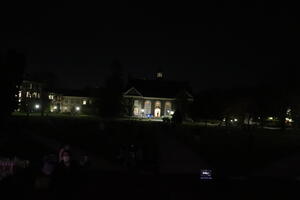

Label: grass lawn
[175,124,300,176]
[11,115,160,165]
[8,115,300,177]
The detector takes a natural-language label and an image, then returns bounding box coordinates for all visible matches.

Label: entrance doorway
[155,108,161,117]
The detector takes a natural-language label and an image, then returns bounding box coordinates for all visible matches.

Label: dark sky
[1,1,300,91]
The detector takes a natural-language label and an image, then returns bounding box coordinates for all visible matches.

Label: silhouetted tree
[0,49,25,123]
[176,90,191,121]
[98,59,125,118]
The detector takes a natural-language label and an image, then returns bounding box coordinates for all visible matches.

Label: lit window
[26,92,31,98]
[133,108,139,116]
[134,100,139,106]
[48,95,54,100]
[83,100,87,105]
[157,72,163,78]
[18,91,22,98]
[144,101,152,115]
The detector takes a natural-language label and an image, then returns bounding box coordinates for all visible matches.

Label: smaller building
[49,89,93,114]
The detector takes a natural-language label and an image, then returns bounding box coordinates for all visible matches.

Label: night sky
[1,1,299,91]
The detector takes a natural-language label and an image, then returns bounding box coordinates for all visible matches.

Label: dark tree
[0,49,25,123]
[98,59,125,118]
[175,90,192,121]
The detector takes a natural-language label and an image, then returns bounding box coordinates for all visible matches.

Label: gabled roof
[124,87,143,97]
[125,78,193,99]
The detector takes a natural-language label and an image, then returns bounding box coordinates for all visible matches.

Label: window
[83,100,87,105]
[165,101,172,116]
[26,92,31,98]
[144,100,152,115]
[133,107,139,116]
[49,95,54,100]
[134,100,139,106]
[155,101,161,108]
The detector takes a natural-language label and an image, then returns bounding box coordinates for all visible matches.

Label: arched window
[164,101,172,116]
[144,100,152,115]
[155,101,161,108]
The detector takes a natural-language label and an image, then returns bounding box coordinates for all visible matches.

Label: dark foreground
[1,170,300,200]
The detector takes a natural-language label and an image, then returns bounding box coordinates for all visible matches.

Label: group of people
[35,144,90,195]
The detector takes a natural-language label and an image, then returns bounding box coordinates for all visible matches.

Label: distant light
[234,118,238,122]
[83,100,87,105]
[35,104,40,109]
[76,106,80,111]
[141,109,145,113]
[268,117,273,120]
[53,106,58,110]
[286,118,293,123]
[230,119,233,122]
[223,118,226,122]
[170,111,175,115]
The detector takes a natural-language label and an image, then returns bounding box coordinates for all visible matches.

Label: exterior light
[53,106,57,110]
[76,106,80,111]
[170,111,175,115]
[268,117,273,120]
[141,109,145,113]
[35,104,40,109]
[223,118,226,122]
[230,119,233,122]
[234,118,238,122]
[83,100,87,105]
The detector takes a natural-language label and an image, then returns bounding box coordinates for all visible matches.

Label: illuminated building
[124,71,193,118]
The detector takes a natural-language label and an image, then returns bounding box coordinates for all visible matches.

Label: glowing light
[223,118,226,122]
[234,118,238,122]
[83,100,87,105]
[141,109,145,113]
[53,106,57,110]
[170,111,175,115]
[76,106,80,111]
[35,104,40,109]
[268,117,273,120]
[285,118,293,123]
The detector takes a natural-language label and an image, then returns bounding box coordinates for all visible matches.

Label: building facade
[53,95,93,113]
[16,80,43,112]
[124,71,193,118]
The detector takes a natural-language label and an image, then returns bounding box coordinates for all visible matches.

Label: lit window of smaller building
[48,95,54,100]
[26,92,30,98]
[83,100,87,105]
[18,91,22,98]
[157,72,163,78]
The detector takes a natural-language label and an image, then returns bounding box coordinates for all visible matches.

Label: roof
[49,88,92,97]
[125,78,193,99]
